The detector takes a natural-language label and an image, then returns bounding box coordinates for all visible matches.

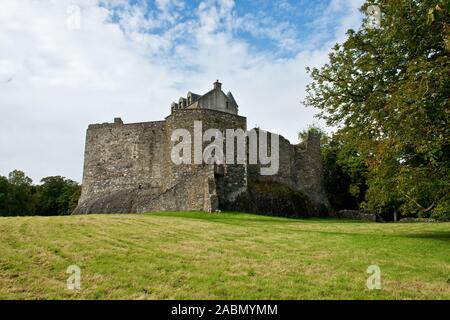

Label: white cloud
[0,0,363,182]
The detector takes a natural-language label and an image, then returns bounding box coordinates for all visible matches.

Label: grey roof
[226,92,239,108]
[190,93,201,101]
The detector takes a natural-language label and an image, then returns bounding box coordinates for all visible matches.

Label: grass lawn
[0,212,448,300]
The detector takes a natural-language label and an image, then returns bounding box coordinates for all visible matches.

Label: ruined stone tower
[74,81,329,216]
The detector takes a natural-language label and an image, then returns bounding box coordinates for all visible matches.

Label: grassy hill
[0,212,448,299]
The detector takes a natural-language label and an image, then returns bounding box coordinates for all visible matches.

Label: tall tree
[305,0,449,217]
[323,131,369,211]
[36,176,80,215]
[6,170,37,216]
[0,176,8,215]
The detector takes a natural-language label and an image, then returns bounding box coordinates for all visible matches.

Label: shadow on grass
[142,212,450,243]
[401,231,450,242]
[143,211,372,226]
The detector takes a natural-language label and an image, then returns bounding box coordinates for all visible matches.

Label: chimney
[213,80,222,90]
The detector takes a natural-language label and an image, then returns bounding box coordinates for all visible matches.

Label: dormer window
[172,82,238,115]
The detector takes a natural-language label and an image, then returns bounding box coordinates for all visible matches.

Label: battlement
[88,119,166,130]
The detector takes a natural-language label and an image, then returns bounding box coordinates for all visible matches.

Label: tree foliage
[6,170,37,215]
[305,0,449,217]
[36,176,81,216]
[322,131,369,211]
[0,170,81,216]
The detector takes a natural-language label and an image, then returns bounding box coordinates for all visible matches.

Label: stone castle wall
[78,120,165,205]
[162,108,248,207]
[246,130,328,211]
[291,134,328,208]
[137,165,218,212]
[75,108,329,215]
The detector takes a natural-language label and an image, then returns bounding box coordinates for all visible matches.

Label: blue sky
[100,0,362,59]
[0,0,365,182]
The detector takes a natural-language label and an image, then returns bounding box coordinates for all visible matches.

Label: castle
[74,81,329,216]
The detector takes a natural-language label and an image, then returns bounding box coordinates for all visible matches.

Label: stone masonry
[74,81,329,215]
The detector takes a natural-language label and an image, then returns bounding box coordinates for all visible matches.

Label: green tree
[6,170,37,216]
[323,131,369,211]
[0,176,8,214]
[36,176,81,215]
[305,0,450,217]
[298,125,329,146]
[8,170,32,186]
